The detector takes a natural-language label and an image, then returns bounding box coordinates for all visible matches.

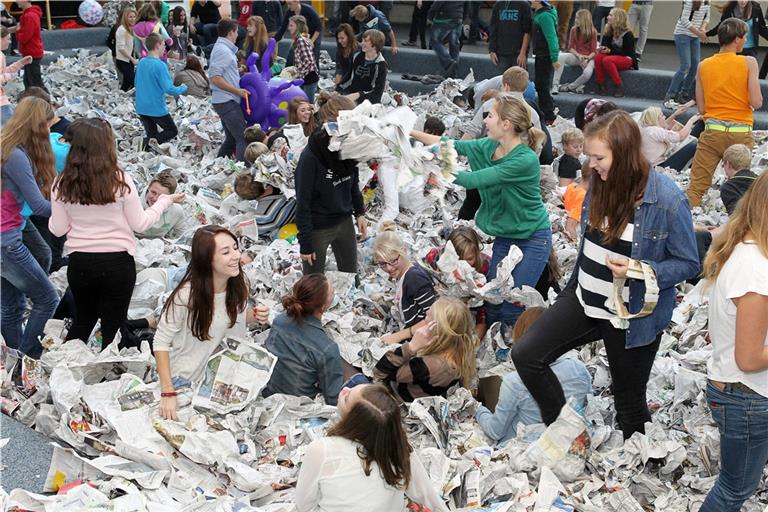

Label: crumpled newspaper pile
[2,51,768,512]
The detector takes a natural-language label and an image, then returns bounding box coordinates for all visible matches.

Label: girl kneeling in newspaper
[262,274,345,405]
[375,222,437,345]
[374,297,479,402]
[295,383,448,512]
[155,225,269,420]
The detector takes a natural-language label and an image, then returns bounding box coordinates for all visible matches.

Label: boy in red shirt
[16,0,45,90]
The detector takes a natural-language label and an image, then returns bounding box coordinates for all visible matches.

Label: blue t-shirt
[19,133,70,222]
[744,19,755,48]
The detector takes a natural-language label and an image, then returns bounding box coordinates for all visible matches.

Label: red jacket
[17,6,44,59]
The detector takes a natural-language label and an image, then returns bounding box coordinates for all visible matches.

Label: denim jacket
[263,314,344,405]
[566,169,700,348]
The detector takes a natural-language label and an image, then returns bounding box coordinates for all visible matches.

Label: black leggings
[511,286,661,439]
[115,59,135,92]
[66,251,136,348]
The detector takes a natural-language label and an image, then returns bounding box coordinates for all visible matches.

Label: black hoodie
[295,129,365,254]
[489,1,533,57]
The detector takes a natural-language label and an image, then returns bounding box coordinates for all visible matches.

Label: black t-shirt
[191,1,221,25]
[558,154,581,179]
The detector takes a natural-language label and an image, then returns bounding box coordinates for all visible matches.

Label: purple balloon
[240,38,308,131]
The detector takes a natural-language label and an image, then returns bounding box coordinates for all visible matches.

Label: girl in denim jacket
[511,111,699,439]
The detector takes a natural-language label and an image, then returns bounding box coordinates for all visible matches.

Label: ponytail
[282,274,330,325]
[526,125,546,153]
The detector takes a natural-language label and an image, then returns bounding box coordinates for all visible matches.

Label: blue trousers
[486,228,552,329]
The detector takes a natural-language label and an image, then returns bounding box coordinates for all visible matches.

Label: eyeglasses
[376,255,400,269]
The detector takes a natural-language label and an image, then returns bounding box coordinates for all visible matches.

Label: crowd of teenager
[1,1,767,511]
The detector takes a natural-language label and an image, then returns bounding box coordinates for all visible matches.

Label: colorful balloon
[240,38,308,132]
[275,223,299,242]
[78,0,104,26]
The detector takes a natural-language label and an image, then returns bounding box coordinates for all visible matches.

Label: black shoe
[614,84,625,97]
[597,83,607,95]
[401,40,417,47]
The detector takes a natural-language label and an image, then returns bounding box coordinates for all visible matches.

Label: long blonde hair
[120,7,137,32]
[703,171,768,280]
[0,97,56,199]
[604,8,630,39]
[419,297,479,388]
[373,221,410,264]
[493,93,546,152]
[573,9,596,45]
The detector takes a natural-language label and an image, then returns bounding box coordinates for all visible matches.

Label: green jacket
[453,139,550,239]
[532,6,559,62]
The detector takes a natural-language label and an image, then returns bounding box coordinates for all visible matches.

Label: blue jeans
[302,82,318,103]
[0,239,59,358]
[700,382,768,512]
[0,104,13,127]
[486,228,552,329]
[666,34,700,99]
[430,20,461,73]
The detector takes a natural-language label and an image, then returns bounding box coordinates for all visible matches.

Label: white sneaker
[663,98,678,110]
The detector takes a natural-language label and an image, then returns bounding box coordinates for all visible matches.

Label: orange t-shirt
[563,183,587,222]
[699,52,752,126]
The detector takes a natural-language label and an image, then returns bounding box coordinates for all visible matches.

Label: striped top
[673,1,710,37]
[395,266,437,328]
[576,218,634,321]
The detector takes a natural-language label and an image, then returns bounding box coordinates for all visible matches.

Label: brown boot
[614,84,625,97]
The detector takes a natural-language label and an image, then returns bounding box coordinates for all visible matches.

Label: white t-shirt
[295,436,448,512]
[154,285,247,382]
[707,242,768,398]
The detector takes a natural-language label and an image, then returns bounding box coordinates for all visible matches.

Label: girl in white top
[115,7,138,92]
[637,105,700,171]
[700,171,768,512]
[155,225,268,420]
[295,383,448,512]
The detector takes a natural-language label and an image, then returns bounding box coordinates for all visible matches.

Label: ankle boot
[614,84,625,97]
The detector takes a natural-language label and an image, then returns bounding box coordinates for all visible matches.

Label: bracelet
[160,391,177,397]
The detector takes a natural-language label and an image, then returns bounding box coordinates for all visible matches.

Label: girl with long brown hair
[411,94,550,330]
[240,15,273,73]
[511,110,699,440]
[334,23,358,84]
[49,118,185,349]
[155,225,268,420]
[374,297,479,402]
[0,97,59,358]
[295,383,447,512]
[3,95,56,274]
[699,171,768,512]
[262,273,344,405]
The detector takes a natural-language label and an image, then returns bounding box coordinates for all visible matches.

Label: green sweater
[453,139,550,239]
